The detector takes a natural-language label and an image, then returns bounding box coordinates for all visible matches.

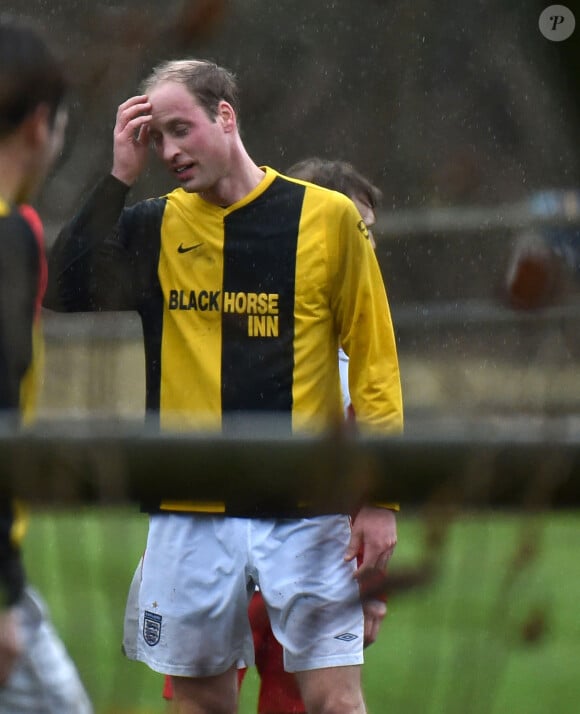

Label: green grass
[22,508,580,713]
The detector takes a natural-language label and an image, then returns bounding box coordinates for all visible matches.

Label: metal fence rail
[1,418,579,508]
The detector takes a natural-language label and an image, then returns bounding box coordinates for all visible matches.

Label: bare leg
[171,665,238,714]
[295,665,366,714]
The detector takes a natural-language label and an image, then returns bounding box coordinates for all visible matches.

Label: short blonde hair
[141,59,239,120]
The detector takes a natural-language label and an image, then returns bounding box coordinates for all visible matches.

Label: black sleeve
[0,211,32,609]
[44,174,141,312]
[0,213,30,607]
[0,215,36,413]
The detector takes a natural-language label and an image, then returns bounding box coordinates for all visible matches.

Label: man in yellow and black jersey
[45,59,403,714]
[160,159,396,713]
[46,171,401,441]
[0,20,92,711]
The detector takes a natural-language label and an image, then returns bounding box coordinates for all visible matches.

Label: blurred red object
[505,232,563,310]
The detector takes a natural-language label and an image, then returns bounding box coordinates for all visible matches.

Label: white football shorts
[122,513,364,677]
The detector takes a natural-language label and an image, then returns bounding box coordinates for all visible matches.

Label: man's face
[352,194,377,249]
[147,81,231,195]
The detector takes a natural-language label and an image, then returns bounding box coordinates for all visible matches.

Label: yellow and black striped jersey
[45,167,403,512]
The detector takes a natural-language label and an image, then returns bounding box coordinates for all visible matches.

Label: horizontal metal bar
[376,203,580,237]
[1,418,578,509]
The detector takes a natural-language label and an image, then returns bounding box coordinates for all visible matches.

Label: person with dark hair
[0,19,92,712]
[285,158,382,236]
[45,58,403,714]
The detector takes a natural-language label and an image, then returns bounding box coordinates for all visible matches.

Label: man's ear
[217,101,236,133]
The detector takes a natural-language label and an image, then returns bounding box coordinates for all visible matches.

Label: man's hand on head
[111,95,152,186]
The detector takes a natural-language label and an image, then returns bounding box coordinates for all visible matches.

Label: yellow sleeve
[329,197,403,435]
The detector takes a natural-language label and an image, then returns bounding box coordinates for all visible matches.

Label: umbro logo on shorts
[178,242,203,253]
[143,610,162,646]
[334,632,358,642]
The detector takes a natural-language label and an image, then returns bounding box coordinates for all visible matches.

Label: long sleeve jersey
[45,167,403,513]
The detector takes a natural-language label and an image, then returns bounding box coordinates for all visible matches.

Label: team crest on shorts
[143,610,162,646]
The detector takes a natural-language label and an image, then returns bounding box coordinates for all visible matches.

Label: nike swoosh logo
[177,242,203,254]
